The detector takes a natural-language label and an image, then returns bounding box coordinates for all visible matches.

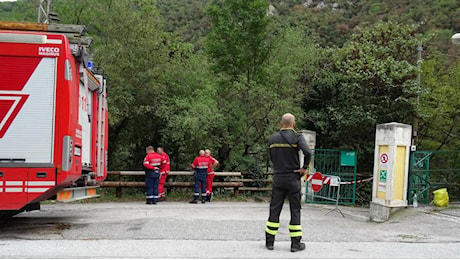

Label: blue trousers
[145,169,160,203]
[193,172,207,200]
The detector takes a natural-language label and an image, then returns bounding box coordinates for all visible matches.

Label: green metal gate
[305,149,357,205]
[408,150,460,204]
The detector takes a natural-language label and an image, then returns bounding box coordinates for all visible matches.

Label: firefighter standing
[205,149,219,202]
[157,147,170,201]
[265,113,312,252]
[143,146,165,205]
[190,150,210,204]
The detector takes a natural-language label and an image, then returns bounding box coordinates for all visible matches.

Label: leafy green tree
[42,0,179,170]
[206,0,270,81]
[0,0,36,22]
[418,57,460,151]
[156,0,211,48]
[82,1,224,170]
[155,50,224,170]
[206,0,271,169]
[205,0,317,172]
[302,22,424,172]
[2,0,459,178]
[83,1,171,170]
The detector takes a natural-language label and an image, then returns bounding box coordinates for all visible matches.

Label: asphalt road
[0,201,459,259]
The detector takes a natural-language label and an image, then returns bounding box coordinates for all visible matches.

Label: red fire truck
[0,21,108,217]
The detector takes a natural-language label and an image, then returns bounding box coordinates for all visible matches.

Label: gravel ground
[0,201,459,258]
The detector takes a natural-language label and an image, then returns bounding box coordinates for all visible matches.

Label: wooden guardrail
[101,171,244,197]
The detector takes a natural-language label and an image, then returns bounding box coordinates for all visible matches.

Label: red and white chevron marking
[306,174,373,185]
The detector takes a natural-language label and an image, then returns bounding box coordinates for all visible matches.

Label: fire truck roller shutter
[0,57,56,163]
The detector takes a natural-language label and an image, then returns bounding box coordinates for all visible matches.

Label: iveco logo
[38,47,60,56]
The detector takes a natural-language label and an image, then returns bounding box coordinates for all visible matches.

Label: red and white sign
[0,93,29,138]
[380,153,389,165]
[0,56,40,138]
[310,172,323,192]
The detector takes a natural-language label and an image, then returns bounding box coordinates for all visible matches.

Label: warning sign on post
[378,169,387,192]
[379,153,389,167]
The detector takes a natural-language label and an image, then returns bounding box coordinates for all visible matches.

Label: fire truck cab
[0,21,108,217]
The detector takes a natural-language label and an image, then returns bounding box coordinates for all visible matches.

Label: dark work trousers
[193,172,207,200]
[268,173,302,226]
[145,169,160,203]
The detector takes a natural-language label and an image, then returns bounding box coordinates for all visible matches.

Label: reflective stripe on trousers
[289,224,302,237]
[265,221,280,235]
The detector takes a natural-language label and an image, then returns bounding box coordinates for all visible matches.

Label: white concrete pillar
[370,122,412,222]
[299,130,316,203]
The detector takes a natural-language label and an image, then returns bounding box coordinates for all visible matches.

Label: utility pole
[37,0,51,24]
[37,0,59,24]
[413,41,423,148]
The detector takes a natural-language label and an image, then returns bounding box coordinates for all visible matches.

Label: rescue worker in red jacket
[143,146,165,205]
[204,149,219,202]
[157,147,170,201]
[190,150,210,204]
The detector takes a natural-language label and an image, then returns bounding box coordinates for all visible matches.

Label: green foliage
[1,0,460,186]
[206,0,270,79]
[156,52,224,169]
[205,1,317,172]
[156,0,211,47]
[302,22,425,172]
[226,155,265,187]
[81,1,172,170]
[0,0,36,22]
[418,58,460,151]
[205,0,272,167]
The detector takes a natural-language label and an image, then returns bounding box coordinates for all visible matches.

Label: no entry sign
[380,153,389,165]
[311,172,323,192]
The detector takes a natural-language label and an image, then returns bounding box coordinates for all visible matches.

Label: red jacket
[159,152,170,174]
[207,156,218,173]
[143,152,164,171]
[191,155,210,174]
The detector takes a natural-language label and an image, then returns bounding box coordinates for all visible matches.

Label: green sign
[379,169,387,183]
[340,151,356,166]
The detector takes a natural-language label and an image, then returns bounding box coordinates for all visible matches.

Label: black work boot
[265,232,275,250]
[290,237,305,252]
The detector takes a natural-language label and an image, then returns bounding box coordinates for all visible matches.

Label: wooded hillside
[1,0,459,176]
